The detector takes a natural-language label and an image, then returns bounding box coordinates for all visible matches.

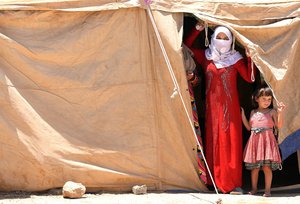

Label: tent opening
[182,15,300,192]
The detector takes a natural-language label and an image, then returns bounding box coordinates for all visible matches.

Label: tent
[0,0,299,192]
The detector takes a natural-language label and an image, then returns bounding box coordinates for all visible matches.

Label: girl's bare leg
[262,166,272,197]
[250,168,259,194]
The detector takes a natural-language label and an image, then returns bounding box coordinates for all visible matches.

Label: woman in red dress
[184,23,255,193]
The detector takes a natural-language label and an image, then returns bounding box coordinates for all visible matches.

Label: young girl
[241,87,285,197]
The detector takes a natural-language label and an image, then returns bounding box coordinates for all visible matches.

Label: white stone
[62,181,86,198]
[132,185,147,195]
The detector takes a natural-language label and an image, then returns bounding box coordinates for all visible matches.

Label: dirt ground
[0,190,299,204]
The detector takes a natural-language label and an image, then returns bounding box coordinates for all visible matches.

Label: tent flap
[0,8,205,191]
[0,0,299,21]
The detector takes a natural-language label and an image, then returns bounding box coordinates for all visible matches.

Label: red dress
[185,28,255,193]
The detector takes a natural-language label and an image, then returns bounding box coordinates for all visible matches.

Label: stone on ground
[62,181,86,198]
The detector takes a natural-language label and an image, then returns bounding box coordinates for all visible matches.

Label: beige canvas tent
[0,0,299,192]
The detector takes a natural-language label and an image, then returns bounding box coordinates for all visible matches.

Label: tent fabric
[0,8,203,191]
[0,0,300,191]
[0,0,299,21]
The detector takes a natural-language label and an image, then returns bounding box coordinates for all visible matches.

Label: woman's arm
[235,56,256,83]
[184,23,204,50]
[183,23,206,68]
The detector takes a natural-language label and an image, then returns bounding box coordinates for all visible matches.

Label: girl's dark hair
[252,87,273,108]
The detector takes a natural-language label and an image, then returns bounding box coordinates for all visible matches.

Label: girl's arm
[241,108,251,131]
[273,102,285,129]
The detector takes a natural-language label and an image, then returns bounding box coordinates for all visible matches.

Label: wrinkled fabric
[0,8,206,192]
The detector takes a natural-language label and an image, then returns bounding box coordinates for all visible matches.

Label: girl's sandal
[263,193,271,197]
[248,191,257,195]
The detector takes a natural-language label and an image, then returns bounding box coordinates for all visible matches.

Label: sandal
[230,187,244,195]
[263,192,271,197]
[248,191,257,195]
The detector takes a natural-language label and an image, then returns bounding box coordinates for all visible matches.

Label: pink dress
[243,109,282,170]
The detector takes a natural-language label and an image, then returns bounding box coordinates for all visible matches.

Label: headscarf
[182,44,196,72]
[205,26,243,69]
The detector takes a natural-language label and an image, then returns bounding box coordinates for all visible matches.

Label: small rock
[62,181,86,198]
[132,185,147,195]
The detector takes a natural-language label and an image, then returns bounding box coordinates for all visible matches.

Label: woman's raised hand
[195,22,205,31]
